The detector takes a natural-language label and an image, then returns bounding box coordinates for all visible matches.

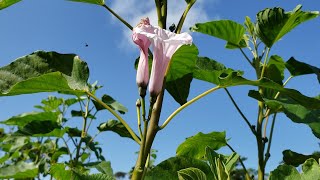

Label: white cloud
[108,0,218,50]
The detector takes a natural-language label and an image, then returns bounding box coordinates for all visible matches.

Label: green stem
[224,88,255,135]
[175,1,195,34]
[86,92,141,145]
[264,113,277,166]
[256,104,265,180]
[137,100,143,138]
[239,48,254,68]
[160,86,221,129]
[155,0,167,28]
[259,47,271,79]
[226,143,251,180]
[101,4,133,30]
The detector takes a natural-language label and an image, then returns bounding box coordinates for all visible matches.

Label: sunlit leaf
[191,20,246,47]
[166,44,198,105]
[178,167,207,180]
[0,161,38,179]
[0,0,21,10]
[68,0,104,5]
[145,156,214,180]
[255,5,319,47]
[283,150,320,167]
[1,111,60,127]
[0,51,89,96]
[269,158,320,180]
[98,119,135,140]
[176,131,227,159]
[285,57,320,83]
[94,161,113,176]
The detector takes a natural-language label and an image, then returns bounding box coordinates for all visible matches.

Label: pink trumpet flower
[132,18,153,97]
[133,17,192,97]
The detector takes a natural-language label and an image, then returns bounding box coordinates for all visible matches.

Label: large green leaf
[92,94,128,114]
[265,55,286,84]
[0,161,38,179]
[68,0,104,5]
[191,20,246,47]
[166,44,198,105]
[98,119,135,140]
[0,51,89,96]
[176,131,227,159]
[178,167,207,180]
[283,150,320,167]
[255,5,319,48]
[0,0,21,10]
[1,111,60,127]
[145,156,214,180]
[263,96,320,138]
[269,158,320,180]
[195,67,320,109]
[285,57,320,83]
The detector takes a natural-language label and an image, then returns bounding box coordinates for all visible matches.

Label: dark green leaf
[185,0,196,5]
[0,0,21,10]
[67,127,82,137]
[191,20,246,46]
[264,96,320,138]
[166,44,198,105]
[283,150,320,167]
[1,111,60,127]
[145,156,214,180]
[92,95,128,114]
[98,120,135,140]
[265,55,286,84]
[286,57,320,83]
[71,110,96,119]
[68,0,104,5]
[16,120,62,136]
[0,51,89,96]
[0,161,38,179]
[178,167,207,180]
[52,147,69,163]
[176,131,227,159]
[255,5,319,47]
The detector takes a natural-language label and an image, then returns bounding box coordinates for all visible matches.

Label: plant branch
[224,88,255,135]
[160,86,221,129]
[86,91,141,145]
[239,48,254,67]
[101,4,133,30]
[259,47,271,79]
[264,113,277,166]
[226,143,251,180]
[175,1,195,34]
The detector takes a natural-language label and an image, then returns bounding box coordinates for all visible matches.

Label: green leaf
[176,131,227,159]
[166,44,198,105]
[35,96,64,112]
[269,164,300,180]
[71,110,96,119]
[1,111,60,127]
[301,158,320,179]
[225,152,240,173]
[145,156,214,180]
[265,55,286,84]
[196,68,320,109]
[285,57,320,83]
[68,0,104,5]
[52,147,69,163]
[92,94,128,114]
[191,20,246,47]
[244,16,255,38]
[255,5,319,47]
[269,158,320,180]
[0,161,38,179]
[185,0,196,5]
[193,56,230,85]
[0,0,21,10]
[283,150,320,167]
[16,120,60,135]
[263,96,320,138]
[98,119,135,140]
[178,167,207,180]
[94,161,113,176]
[0,51,89,96]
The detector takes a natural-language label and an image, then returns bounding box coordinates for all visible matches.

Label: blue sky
[0,0,319,176]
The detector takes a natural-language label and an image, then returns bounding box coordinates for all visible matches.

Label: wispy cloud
[108,0,218,50]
